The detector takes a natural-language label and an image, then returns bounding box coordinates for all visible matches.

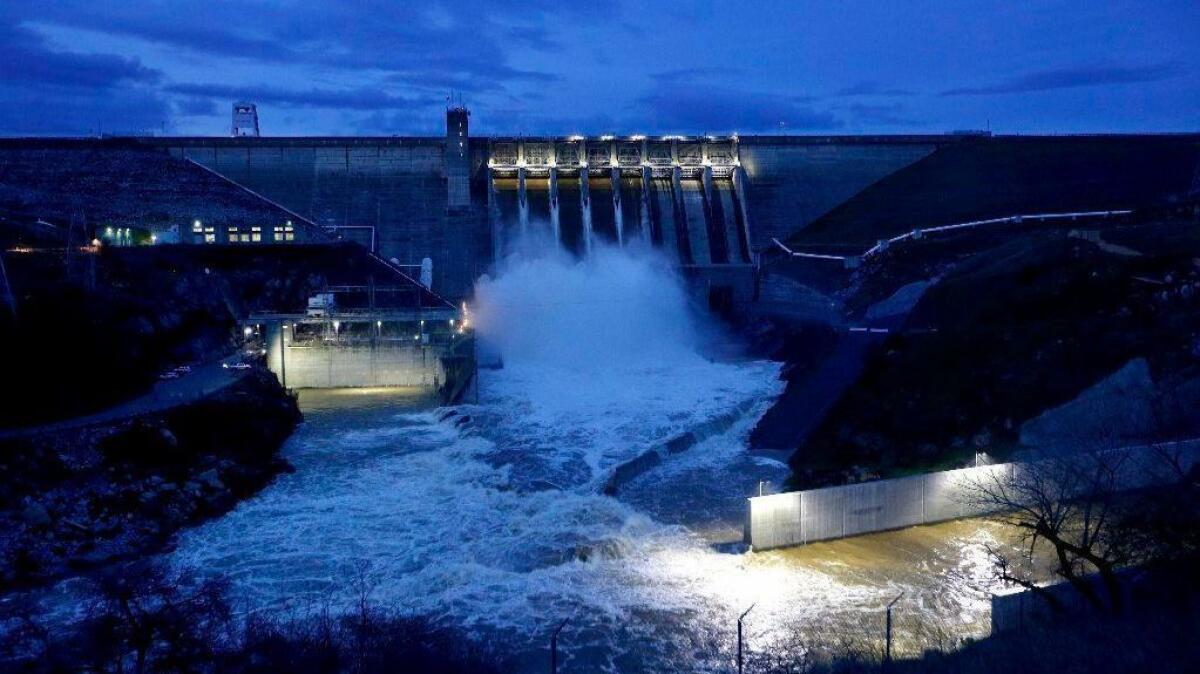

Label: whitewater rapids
[169,241,1003,672]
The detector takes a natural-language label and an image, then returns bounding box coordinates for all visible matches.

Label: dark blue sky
[1,1,1196,136]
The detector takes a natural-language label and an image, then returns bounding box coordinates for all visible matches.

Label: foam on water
[168,240,1003,672]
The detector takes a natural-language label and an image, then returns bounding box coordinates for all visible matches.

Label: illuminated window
[251,226,262,242]
[203,227,216,244]
[273,223,295,242]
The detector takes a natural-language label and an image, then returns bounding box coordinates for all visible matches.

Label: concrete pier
[517,167,529,232]
[580,167,593,252]
[611,166,624,245]
[549,167,560,242]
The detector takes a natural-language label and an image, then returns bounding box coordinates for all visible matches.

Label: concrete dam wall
[6,131,1198,304]
[157,138,492,298]
[141,134,958,302]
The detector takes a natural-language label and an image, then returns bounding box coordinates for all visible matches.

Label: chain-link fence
[741,609,982,674]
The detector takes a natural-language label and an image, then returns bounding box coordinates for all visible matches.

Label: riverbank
[0,368,300,591]
[749,212,1200,489]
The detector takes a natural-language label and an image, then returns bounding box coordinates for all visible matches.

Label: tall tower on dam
[231,102,260,137]
[445,104,471,210]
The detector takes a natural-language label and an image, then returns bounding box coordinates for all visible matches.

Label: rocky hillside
[0,370,300,591]
[779,210,1200,486]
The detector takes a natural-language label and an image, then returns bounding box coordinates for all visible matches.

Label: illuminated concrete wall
[747,464,1009,550]
[265,326,447,390]
[746,440,1200,551]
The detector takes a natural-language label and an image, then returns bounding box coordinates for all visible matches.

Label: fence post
[550,618,569,674]
[885,592,904,665]
[738,603,755,674]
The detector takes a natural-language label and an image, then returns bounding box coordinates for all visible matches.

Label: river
[167,242,1009,672]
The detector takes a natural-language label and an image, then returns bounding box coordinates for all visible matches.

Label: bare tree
[966,443,1198,615]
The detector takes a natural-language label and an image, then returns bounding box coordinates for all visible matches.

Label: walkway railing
[772,209,1134,266]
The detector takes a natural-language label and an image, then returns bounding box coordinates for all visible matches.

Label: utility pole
[737,603,755,674]
[885,592,904,665]
[550,617,570,674]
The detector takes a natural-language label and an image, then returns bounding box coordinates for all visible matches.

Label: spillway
[618,177,644,243]
[487,167,748,267]
[482,137,758,311]
[710,178,749,263]
[524,177,551,237]
[589,176,618,244]
[679,179,711,265]
[649,177,682,263]
[557,176,584,255]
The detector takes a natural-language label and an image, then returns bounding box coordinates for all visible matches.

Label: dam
[3,109,1198,309]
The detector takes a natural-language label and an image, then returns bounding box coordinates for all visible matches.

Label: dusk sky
[1,0,1197,137]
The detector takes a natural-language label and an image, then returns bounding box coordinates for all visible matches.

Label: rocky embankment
[752,212,1200,488]
[0,369,300,591]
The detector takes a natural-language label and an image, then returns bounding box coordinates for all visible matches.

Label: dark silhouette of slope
[788,136,1200,248]
[0,139,320,236]
[792,217,1200,483]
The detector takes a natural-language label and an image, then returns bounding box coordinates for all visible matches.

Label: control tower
[232,102,260,137]
[445,103,471,209]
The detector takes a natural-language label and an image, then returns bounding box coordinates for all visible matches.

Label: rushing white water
[168,240,1004,672]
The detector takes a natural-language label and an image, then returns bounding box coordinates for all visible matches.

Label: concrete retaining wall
[746,440,1200,551]
[746,464,1008,550]
[266,326,446,390]
[272,343,446,389]
[602,399,759,495]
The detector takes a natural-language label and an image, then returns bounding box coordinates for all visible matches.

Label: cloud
[841,103,921,127]
[166,83,435,111]
[20,2,562,89]
[834,81,914,97]
[174,97,219,116]
[942,62,1182,95]
[0,19,169,135]
[0,82,170,135]
[648,67,744,85]
[637,86,841,134]
[0,22,161,89]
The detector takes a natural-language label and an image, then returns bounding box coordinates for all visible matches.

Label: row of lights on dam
[491,158,739,169]
[560,134,736,141]
[265,318,467,340]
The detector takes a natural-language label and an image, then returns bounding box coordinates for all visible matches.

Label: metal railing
[772,209,1134,264]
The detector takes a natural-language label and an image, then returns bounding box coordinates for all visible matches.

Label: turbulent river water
[165,242,1008,672]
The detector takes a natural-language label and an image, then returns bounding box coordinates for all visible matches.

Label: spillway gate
[487,136,753,267]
